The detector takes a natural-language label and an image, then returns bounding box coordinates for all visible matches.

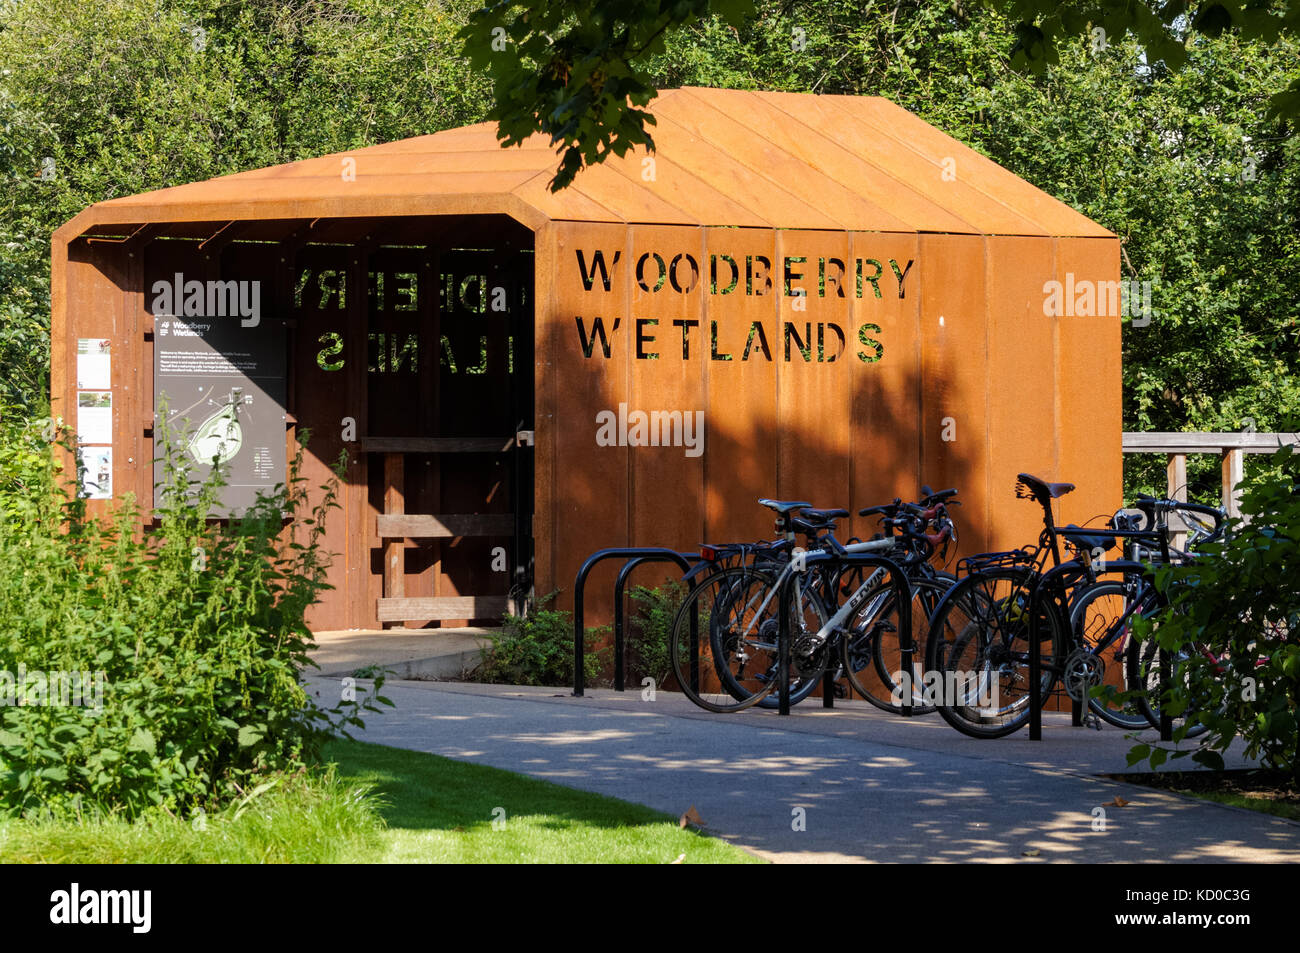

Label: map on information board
[153,313,286,516]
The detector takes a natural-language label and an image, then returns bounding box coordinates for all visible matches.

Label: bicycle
[668,509,893,713]
[669,490,958,713]
[841,492,959,713]
[1111,494,1228,738]
[923,473,1178,738]
[726,492,957,713]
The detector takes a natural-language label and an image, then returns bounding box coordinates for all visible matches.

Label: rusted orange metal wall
[537,222,1122,614]
[51,236,149,512]
[51,218,1120,632]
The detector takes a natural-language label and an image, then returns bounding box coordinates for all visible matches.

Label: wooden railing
[1122,431,1299,522]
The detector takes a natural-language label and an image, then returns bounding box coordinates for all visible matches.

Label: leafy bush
[475,593,607,687]
[1126,440,1300,781]
[627,580,687,688]
[0,410,384,817]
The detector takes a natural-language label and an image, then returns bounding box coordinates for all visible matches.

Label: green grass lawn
[331,739,758,863]
[0,739,759,864]
[1112,770,1300,823]
[1181,788,1300,822]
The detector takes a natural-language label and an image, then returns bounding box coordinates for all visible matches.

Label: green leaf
[127,728,156,755]
[1192,750,1226,771]
[237,724,265,747]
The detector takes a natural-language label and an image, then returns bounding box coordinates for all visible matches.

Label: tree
[998,1,1300,115]
[0,0,492,414]
[460,1,754,190]
[1,0,1296,502]
[462,0,1300,191]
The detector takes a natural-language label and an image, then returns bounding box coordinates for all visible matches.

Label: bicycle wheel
[1067,579,1150,730]
[839,575,951,713]
[1127,633,1214,739]
[872,573,955,711]
[668,565,782,713]
[925,567,1064,739]
[743,569,833,710]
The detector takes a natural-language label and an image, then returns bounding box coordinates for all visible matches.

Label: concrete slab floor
[308,628,496,679]
[304,676,1300,864]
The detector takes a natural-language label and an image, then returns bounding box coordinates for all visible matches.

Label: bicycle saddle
[860,501,902,517]
[758,498,812,514]
[1015,473,1075,501]
[1060,524,1116,553]
[800,507,849,523]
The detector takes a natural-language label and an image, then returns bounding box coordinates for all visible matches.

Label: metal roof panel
[65,88,1114,239]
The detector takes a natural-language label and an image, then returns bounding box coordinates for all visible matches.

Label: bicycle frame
[777,549,916,715]
[727,537,897,645]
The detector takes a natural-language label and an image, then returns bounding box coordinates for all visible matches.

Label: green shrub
[0,409,386,817]
[1125,440,1300,781]
[627,580,687,687]
[475,593,608,687]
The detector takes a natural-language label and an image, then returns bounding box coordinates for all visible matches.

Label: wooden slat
[1223,449,1245,519]
[361,436,516,453]
[377,513,514,538]
[383,453,405,605]
[377,596,508,622]
[1167,453,1188,551]
[1123,432,1300,453]
[348,250,371,628]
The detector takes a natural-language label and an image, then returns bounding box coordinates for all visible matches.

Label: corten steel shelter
[51,87,1122,631]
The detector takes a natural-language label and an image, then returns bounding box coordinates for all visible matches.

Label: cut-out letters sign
[571,249,910,364]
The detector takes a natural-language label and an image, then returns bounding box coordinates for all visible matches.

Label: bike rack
[612,553,704,693]
[572,548,696,697]
[1029,549,1173,742]
[776,551,915,717]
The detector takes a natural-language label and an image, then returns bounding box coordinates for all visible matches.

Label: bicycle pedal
[833,683,847,699]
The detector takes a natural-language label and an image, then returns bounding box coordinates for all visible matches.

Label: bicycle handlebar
[1130,495,1227,544]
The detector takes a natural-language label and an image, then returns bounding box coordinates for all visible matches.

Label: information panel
[153,309,287,516]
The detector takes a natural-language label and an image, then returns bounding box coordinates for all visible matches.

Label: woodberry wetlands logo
[571,248,898,364]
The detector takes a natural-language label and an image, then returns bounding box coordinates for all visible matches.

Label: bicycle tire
[1127,633,1214,739]
[838,575,951,713]
[668,565,782,713]
[871,572,955,709]
[1066,578,1151,730]
[925,566,1065,739]
[738,570,833,710]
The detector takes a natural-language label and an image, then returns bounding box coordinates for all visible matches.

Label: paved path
[309,677,1300,863]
